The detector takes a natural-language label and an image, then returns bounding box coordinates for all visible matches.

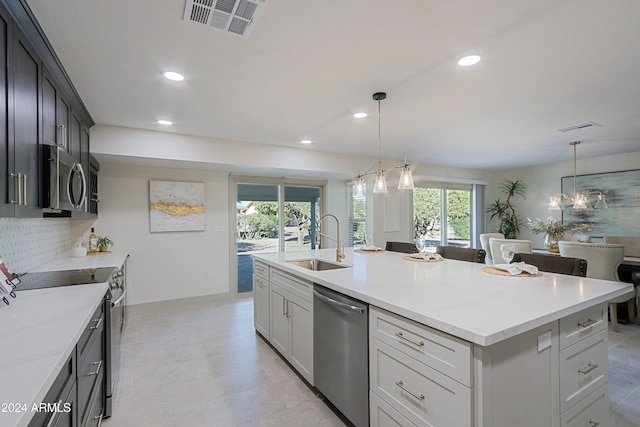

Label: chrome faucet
[317,213,345,262]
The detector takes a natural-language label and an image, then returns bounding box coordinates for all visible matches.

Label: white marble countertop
[0,283,108,427]
[254,248,634,346]
[29,251,129,273]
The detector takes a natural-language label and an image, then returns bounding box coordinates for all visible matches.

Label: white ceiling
[25,0,640,171]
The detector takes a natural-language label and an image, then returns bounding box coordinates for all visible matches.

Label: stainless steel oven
[105,260,127,417]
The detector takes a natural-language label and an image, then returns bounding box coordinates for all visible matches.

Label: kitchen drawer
[77,302,104,366]
[370,338,472,427]
[559,304,607,350]
[254,275,268,291]
[254,261,269,280]
[78,325,104,427]
[560,384,609,427]
[27,352,76,427]
[370,391,421,427]
[270,268,313,302]
[370,306,472,386]
[83,378,104,427]
[559,330,607,414]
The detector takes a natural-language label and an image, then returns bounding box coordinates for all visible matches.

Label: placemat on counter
[482,266,542,277]
[402,255,444,263]
[355,249,385,254]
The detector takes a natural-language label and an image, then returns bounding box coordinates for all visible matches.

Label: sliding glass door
[235,180,322,294]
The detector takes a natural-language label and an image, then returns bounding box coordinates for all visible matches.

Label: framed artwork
[561,169,640,237]
[149,180,206,232]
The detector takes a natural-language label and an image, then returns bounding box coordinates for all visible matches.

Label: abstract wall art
[149,180,206,232]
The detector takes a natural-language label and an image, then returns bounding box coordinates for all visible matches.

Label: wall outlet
[214,226,225,234]
[203,271,210,279]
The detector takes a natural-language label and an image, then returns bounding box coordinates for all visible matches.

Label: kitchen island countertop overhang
[253,248,634,346]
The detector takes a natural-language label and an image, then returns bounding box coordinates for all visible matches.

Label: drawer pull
[578,318,598,328]
[45,400,62,427]
[88,317,102,330]
[87,360,103,376]
[589,420,599,427]
[394,331,424,348]
[578,363,598,375]
[395,380,425,402]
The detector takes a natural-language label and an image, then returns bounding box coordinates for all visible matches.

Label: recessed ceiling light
[353,112,367,119]
[300,139,312,144]
[157,120,173,125]
[457,55,481,67]
[163,71,184,81]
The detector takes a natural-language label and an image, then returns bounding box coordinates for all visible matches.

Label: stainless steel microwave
[42,145,87,212]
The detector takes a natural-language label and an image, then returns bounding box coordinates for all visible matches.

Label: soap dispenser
[72,238,87,257]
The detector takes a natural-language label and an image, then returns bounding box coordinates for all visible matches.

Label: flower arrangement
[525,217,589,235]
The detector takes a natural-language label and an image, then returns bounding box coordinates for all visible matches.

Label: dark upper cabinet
[43,67,71,150]
[10,25,41,216]
[0,5,11,216]
[0,0,95,218]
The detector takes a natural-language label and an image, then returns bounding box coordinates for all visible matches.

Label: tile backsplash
[0,218,70,273]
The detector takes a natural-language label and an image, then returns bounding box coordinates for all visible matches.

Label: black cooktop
[16,267,116,292]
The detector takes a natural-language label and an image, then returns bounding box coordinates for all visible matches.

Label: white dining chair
[604,236,640,324]
[480,233,504,264]
[489,238,532,264]
[559,241,635,332]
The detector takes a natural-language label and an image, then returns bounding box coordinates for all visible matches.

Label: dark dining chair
[511,253,587,277]
[385,241,419,254]
[435,246,486,263]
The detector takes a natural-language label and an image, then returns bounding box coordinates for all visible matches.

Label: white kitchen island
[253,248,633,427]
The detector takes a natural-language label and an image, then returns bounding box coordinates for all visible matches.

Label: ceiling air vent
[183,0,266,39]
[557,121,602,133]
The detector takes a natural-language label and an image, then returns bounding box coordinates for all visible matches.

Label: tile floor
[102,296,640,427]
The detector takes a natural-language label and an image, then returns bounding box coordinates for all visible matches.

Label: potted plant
[525,217,589,253]
[96,236,113,252]
[486,179,527,239]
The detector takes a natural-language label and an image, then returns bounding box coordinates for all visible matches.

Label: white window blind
[347,182,367,246]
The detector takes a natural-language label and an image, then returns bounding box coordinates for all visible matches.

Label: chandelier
[353,92,414,196]
[548,141,608,210]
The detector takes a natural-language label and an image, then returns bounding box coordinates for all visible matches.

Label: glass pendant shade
[397,165,415,190]
[572,193,590,210]
[593,193,608,209]
[353,177,364,197]
[373,171,388,194]
[548,196,564,210]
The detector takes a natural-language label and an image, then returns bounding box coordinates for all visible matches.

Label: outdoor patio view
[236,183,322,293]
[414,187,471,249]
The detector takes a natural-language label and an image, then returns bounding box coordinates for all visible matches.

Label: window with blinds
[347,182,367,246]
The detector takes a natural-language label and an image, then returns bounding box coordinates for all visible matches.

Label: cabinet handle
[578,318,597,328]
[87,360,103,376]
[395,380,425,401]
[45,400,62,427]
[88,317,102,330]
[589,420,599,427]
[23,174,27,205]
[394,331,424,348]
[10,173,22,205]
[286,299,290,318]
[282,298,286,316]
[578,363,598,375]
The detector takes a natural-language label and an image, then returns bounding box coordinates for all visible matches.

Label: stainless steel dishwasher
[314,285,369,427]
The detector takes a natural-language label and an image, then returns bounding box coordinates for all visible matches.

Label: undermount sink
[286,259,351,271]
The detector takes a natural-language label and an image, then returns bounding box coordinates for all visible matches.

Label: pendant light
[548,141,608,211]
[353,92,415,195]
[372,92,388,194]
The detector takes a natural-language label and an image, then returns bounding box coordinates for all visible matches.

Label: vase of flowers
[525,217,588,253]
